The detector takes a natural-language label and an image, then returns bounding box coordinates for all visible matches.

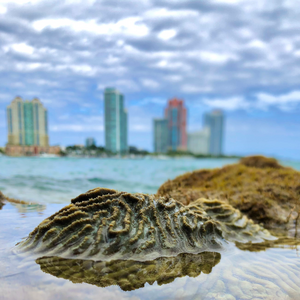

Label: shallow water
[1,157,300,299]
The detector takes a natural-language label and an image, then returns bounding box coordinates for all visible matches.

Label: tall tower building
[7,97,49,146]
[203,110,224,156]
[104,88,128,154]
[187,127,210,155]
[153,118,168,153]
[165,98,187,151]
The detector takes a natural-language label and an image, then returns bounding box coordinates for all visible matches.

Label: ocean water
[0,156,300,300]
[0,156,241,203]
[1,156,299,204]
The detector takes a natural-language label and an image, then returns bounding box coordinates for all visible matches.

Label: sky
[0,0,299,159]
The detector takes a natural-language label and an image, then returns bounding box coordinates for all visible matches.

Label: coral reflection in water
[36,251,221,291]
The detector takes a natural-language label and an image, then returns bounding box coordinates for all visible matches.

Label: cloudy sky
[0,0,300,159]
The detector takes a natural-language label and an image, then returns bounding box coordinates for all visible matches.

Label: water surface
[0,157,299,299]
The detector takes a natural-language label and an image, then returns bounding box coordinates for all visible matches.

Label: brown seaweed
[0,191,5,209]
[36,251,221,291]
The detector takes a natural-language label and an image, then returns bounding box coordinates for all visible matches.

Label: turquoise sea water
[0,156,241,203]
[1,156,299,204]
[0,156,300,300]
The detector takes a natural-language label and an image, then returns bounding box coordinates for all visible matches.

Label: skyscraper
[104,88,128,153]
[153,118,168,153]
[203,110,224,156]
[165,98,187,151]
[7,97,49,146]
[187,127,210,155]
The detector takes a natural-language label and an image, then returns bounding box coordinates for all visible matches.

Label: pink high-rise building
[165,98,187,151]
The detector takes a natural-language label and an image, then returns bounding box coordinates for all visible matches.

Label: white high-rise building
[204,110,224,156]
[187,127,210,155]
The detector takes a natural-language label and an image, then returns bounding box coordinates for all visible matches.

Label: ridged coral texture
[18,188,273,260]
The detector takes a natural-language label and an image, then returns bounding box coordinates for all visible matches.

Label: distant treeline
[61,145,240,159]
[152,150,242,159]
[61,145,149,156]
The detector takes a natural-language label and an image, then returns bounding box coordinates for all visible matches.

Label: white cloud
[182,84,212,94]
[158,29,176,40]
[164,75,182,82]
[98,79,139,93]
[140,97,166,105]
[141,78,160,89]
[145,8,198,19]
[0,5,7,14]
[4,43,35,55]
[203,97,251,110]
[32,17,149,37]
[50,115,104,132]
[50,124,104,132]
[199,51,239,64]
[212,0,248,4]
[203,91,300,111]
[256,90,300,110]
[247,39,267,49]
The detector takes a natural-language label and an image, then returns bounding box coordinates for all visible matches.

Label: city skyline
[1,92,298,159]
[0,1,299,159]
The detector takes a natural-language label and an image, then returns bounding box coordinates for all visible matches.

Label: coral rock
[17,188,273,260]
[157,155,300,230]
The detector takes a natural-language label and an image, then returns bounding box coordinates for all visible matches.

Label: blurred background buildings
[4,92,225,157]
[153,99,224,156]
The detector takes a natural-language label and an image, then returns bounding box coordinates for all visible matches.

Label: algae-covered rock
[36,251,221,291]
[17,187,273,260]
[157,156,300,230]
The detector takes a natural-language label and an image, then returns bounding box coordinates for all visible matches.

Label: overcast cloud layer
[0,0,299,158]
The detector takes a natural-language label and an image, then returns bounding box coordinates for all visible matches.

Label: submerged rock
[36,251,221,291]
[157,155,300,230]
[17,188,273,260]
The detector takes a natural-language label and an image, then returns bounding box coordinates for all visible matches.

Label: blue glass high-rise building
[104,88,128,154]
[153,118,168,153]
[203,110,224,156]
